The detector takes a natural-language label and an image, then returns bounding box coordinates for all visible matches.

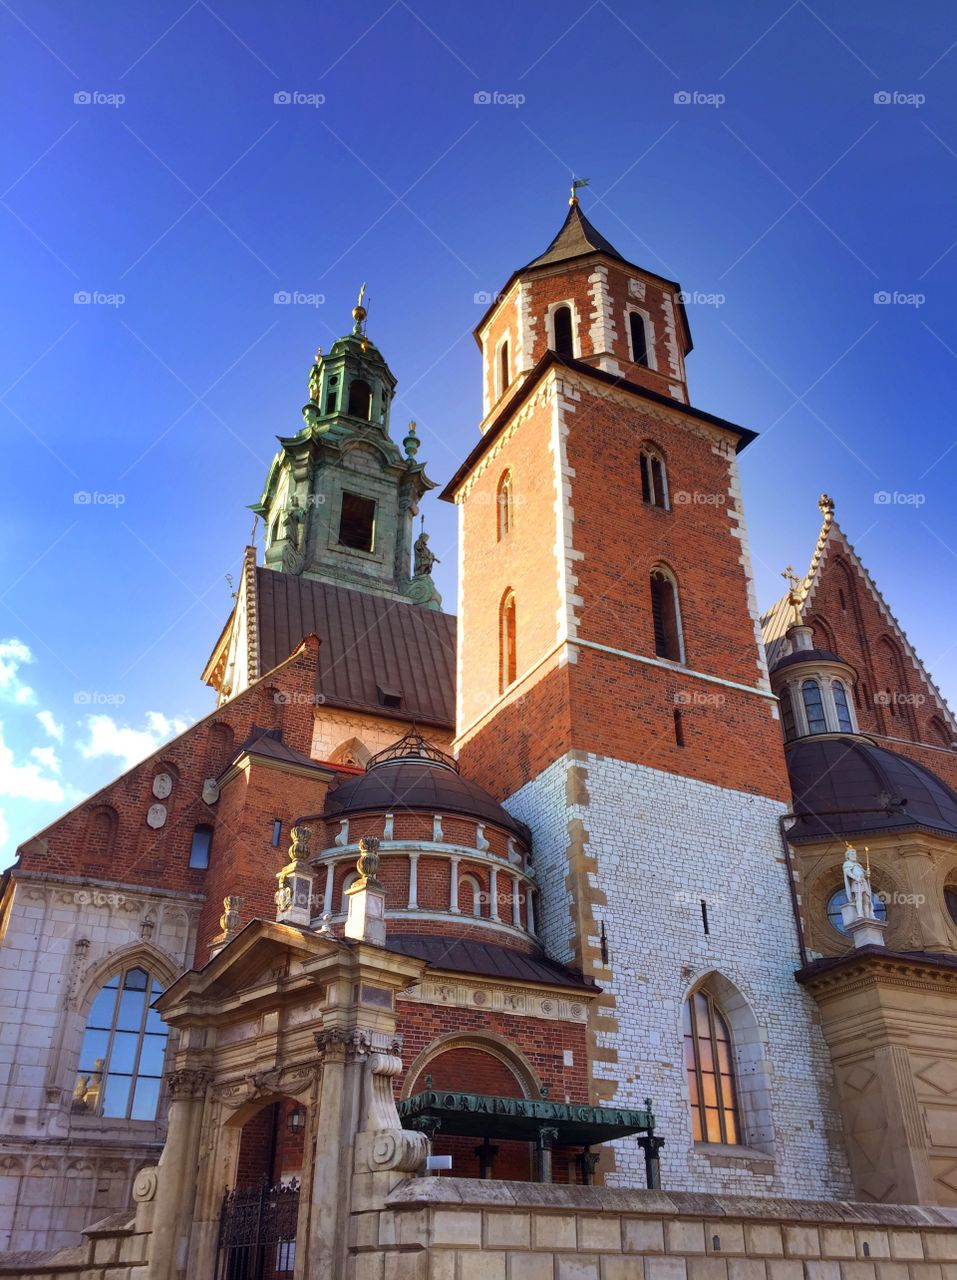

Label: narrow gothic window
[347,378,372,419]
[832,681,853,732]
[684,989,741,1145]
[640,451,668,509]
[497,471,513,539]
[650,569,682,662]
[74,967,169,1121]
[272,819,282,848]
[779,687,796,739]
[553,305,574,358]
[629,312,649,367]
[338,492,376,552]
[673,708,685,747]
[499,340,510,396]
[188,825,212,869]
[500,591,517,691]
[801,679,827,733]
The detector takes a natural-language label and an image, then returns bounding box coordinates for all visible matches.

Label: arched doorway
[217,1097,309,1280]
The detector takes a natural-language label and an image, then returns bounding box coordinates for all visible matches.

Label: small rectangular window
[272,819,282,848]
[189,827,212,869]
[338,492,376,552]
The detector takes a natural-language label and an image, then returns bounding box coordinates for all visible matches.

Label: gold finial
[782,565,804,627]
[352,281,367,327]
[408,420,416,434]
[819,493,835,519]
[570,177,590,206]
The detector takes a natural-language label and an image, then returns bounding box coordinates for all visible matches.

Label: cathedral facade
[2,197,957,1258]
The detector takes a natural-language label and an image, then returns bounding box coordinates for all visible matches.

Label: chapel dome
[323,730,529,840]
[770,648,846,674]
[785,735,957,843]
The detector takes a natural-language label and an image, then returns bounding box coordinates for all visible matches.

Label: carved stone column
[147,1068,210,1280]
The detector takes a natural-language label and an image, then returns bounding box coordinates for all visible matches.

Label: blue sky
[2,0,956,867]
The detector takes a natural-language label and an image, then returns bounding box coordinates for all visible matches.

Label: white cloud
[0,808,8,850]
[0,721,66,804]
[0,639,35,706]
[30,745,61,774]
[36,710,64,743]
[77,711,190,771]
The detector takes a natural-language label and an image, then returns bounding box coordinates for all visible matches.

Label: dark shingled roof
[786,735,957,842]
[256,569,456,728]
[233,726,329,771]
[324,758,530,840]
[386,932,596,990]
[522,202,625,271]
[770,647,847,674]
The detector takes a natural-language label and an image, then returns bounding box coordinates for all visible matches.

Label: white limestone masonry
[505,752,853,1200]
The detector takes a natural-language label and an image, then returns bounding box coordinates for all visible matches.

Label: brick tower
[442,191,852,1197]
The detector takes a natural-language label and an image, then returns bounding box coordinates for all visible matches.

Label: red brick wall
[456,373,790,804]
[398,1005,589,1183]
[806,547,957,791]
[17,639,323,899]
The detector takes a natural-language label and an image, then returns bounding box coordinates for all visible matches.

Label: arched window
[640,450,668,509]
[497,471,513,540]
[498,339,510,397]
[500,590,517,691]
[458,873,482,917]
[801,679,827,734]
[832,681,853,733]
[188,825,213,869]
[552,305,574,358]
[629,312,649,367]
[341,870,360,912]
[683,988,741,1145]
[74,966,168,1121]
[347,379,372,419]
[779,687,796,740]
[827,886,887,935]
[650,569,682,663]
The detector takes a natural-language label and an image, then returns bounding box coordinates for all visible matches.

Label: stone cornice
[398,974,594,1021]
[797,946,957,996]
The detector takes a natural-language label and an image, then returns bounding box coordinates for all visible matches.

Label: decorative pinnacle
[352,282,368,334]
[403,420,420,460]
[356,835,381,884]
[290,824,311,862]
[569,177,590,206]
[819,493,835,518]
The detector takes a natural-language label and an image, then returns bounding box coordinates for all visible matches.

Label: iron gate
[215,1179,300,1280]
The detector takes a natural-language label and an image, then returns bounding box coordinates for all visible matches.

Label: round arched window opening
[945,886,957,927]
[826,887,887,935]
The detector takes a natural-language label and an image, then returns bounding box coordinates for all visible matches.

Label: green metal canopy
[398,1089,655,1146]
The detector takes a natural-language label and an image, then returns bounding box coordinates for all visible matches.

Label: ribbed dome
[785,735,957,842]
[770,648,846,674]
[324,758,529,840]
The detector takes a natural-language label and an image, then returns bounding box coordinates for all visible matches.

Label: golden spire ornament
[569,177,590,206]
[782,565,803,627]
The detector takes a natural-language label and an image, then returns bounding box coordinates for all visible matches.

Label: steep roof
[231,725,330,772]
[256,569,456,729]
[522,202,625,271]
[386,933,596,990]
[760,499,957,733]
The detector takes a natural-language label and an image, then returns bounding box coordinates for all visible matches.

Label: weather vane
[570,177,590,206]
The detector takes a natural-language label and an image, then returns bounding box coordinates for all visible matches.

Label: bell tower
[441,192,850,1199]
[254,290,442,608]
